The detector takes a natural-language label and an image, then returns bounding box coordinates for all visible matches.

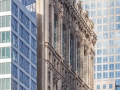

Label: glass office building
[80,0,120,90]
[0,0,37,90]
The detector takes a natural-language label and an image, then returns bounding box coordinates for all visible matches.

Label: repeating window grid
[82,1,120,89]
[13,61,36,89]
[11,2,37,84]
[12,43,37,69]
[11,53,36,89]
[11,6,37,41]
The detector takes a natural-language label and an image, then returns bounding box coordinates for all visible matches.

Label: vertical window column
[77,42,80,74]
[62,24,67,60]
[70,33,74,70]
[54,14,58,49]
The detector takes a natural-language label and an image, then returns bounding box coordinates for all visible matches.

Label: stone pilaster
[50,2,54,47]
[68,26,71,66]
[80,39,84,79]
[59,8,64,56]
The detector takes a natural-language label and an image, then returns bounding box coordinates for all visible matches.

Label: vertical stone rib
[51,3,54,47]
[80,40,84,79]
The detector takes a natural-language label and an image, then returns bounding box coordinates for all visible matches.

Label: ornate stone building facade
[37,0,97,90]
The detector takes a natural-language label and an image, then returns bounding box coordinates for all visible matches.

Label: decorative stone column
[68,26,71,65]
[59,8,64,56]
[80,39,84,79]
[83,50,88,84]
[50,2,54,47]
[53,75,59,90]
[75,36,77,72]
[57,80,62,90]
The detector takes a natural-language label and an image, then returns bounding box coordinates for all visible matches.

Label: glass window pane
[2,78,5,89]
[6,47,10,58]
[2,47,5,58]
[6,63,10,74]
[6,16,10,27]
[0,1,1,12]
[2,63,5,74]
[2,16,5,27]
[2,0,5,12]
[6,31,10,42]
[6,0,10,11]
[2,32,5,43]
[6,78,10,89]
[0,17,1,27]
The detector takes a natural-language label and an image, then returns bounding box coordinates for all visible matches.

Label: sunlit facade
[0,0,37,89]
[37,0,97,90]
[81,0,120,90]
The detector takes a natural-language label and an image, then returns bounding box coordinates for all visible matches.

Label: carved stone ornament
[53,74,60,84]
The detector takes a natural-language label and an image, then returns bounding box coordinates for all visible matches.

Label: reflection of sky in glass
[116,87,120,90]
[19,0,36,18]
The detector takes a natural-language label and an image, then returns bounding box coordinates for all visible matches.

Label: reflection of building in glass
[116,79,120,90]
[0,0,37,89]
[81,0,120,90]
[18,0,36,18]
